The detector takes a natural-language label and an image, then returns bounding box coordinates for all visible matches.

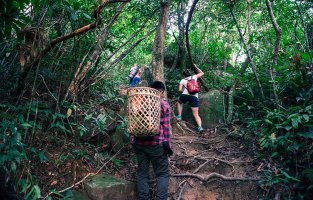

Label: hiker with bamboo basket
[127,81,172,200]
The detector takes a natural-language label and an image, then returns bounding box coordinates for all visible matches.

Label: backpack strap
[184,76,193,81]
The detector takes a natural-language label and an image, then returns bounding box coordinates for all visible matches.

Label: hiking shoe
[176,115,182,121]
[197,126,204,133]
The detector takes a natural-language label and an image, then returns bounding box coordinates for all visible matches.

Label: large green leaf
[297,132,313,139]
[280,170,301,182]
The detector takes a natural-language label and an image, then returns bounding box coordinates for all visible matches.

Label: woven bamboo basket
[127,87,160,137]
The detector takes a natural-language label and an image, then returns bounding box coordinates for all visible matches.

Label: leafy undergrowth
[1,91,313,200]
[38,120,262,200]
[0,94,131,199]
[28,134,135,199]
[1,95,260,200]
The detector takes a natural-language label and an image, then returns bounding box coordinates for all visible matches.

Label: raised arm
[194,64,204,78]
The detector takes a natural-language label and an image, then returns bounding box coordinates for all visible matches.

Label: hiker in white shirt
[176,64,204,133]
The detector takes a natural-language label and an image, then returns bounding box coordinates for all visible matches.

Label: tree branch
[12,0,127,95]
[80,28,156,92]
[228,4,264,99]
[90,6,160,78]
[65,2,128,99]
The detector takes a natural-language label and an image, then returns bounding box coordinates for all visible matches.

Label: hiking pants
[134,144,169,200]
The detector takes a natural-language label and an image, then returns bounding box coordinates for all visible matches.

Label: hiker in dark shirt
[134,81,172,200]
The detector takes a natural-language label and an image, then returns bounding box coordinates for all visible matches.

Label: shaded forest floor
[31,115,262,199]
[166,121,260,199]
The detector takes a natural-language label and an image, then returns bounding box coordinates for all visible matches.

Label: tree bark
[226,55,251,123]
[177,0,187,69]
[266,0,281,106]
[170,1,186,71]
[185,0,209,92]
[152,1,170,82]
[226,0,250,123]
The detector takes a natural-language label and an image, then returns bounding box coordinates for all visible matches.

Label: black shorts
[178,94,199,107]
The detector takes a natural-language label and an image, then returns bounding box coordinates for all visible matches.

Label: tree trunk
[177,0,187,69]
[88,7,159,83]
[226,54,251,123]
[246,0,251,43]
[152,1,170,82]
[266,0,281,106]
[170,0,187,71]
[226,1,262,122]
[185,0,209,92]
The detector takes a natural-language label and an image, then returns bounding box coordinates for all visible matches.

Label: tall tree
[152,1,170,82]
[266,0,281,106]
[185,0,209,92]
[170,0,187,71]
[177,0,187,69]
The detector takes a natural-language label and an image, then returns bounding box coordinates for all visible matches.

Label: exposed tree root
[176,121,195,134]
[172,172,259,181]
[177,180,187,200]
[194,160,211,173]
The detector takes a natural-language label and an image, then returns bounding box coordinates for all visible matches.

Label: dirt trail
[167,121,260,200]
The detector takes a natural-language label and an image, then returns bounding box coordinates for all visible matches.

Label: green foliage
[165,68,181,98]
[0,99,114,198]
[0,0,313,198]
[19,179,41,200]
[243,93,313,198]
[0,104,28,173]
[0,0,30,39]
[0,102,48,199]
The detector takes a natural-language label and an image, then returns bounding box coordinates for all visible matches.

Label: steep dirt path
[167,121,260,200]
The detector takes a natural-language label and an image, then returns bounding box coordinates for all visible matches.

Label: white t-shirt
[179,75,198,98]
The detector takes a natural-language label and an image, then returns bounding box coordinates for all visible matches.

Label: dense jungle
[0,0,313,199]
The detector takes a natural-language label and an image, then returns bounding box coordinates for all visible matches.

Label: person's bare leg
[177,102,183,117]
[191,107,202,127]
